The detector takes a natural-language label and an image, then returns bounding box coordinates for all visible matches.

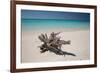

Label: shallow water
[21,19,90,31]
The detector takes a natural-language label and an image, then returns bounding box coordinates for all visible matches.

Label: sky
[21,9,90,21]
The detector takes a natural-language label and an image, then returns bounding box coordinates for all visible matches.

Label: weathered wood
[38,32,76,56]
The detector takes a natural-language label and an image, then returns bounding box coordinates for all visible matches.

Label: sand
[21,29,90,63]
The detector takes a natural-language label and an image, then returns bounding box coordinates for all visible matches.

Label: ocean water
[21,19,90,31]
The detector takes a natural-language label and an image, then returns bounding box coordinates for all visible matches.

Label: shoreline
[22,28,90,33]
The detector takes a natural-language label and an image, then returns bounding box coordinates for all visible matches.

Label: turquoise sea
[21,19,90,31]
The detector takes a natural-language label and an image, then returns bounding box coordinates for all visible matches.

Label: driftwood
[38,32,76,56]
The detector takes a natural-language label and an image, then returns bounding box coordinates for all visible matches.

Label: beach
[21,29,90,63]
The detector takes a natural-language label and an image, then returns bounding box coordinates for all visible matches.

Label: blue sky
[21,9,90,21]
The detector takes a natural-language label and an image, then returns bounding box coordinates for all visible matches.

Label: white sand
[21,29,90,63]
